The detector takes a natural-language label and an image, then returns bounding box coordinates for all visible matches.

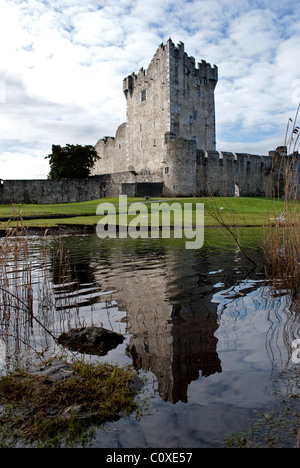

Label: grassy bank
[0,358,139,448]
[0,196,290,232]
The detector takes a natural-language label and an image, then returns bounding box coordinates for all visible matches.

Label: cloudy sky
[0,0,300,179]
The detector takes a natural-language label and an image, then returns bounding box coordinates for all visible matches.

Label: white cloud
[0,151,50,180]
[72,9,125,47]
[0,0,300,178]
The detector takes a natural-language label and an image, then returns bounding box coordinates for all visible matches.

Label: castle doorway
[122,182,164,197]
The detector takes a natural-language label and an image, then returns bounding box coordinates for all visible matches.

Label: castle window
[153,139,156,146]
[140,140,143,149]
[140,123,142,132]
[118,144,121,149]
[140,89,147,102]
[164,167,170,175]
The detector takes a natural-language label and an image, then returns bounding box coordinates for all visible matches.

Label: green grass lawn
[0,197,143,218]
[0,196,291,231]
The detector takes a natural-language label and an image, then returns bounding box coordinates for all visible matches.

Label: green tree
[46,144,99,179]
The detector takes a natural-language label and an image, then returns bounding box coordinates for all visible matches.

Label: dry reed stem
[0,209,83,363]
[262,104,300,299]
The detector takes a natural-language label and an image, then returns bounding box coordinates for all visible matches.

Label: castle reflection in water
[87,242,249,403]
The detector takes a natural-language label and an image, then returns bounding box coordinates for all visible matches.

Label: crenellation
[235,153,250,165]
[195,60,218,83]
[204,150,220,162]
[221,153,235,166]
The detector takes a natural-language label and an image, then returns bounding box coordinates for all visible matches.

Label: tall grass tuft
[263,104,300,298]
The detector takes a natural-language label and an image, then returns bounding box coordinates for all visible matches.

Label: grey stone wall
[123,41,171,175]
[0,149,289,205]
[162,135,197,196]
[0,177,105,205]
[169,41,217,151]
[91,123,128,175]
[197,150,284,197]
[0,173,139,205]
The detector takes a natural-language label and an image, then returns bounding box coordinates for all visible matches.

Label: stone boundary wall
[160,138,286,198]
[196,150,282,197]
[0,172,143,205]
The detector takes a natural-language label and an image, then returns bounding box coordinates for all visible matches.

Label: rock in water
[58,326,124,355]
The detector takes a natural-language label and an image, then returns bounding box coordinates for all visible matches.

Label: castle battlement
[168,39,218,82]
[195,61,218,82]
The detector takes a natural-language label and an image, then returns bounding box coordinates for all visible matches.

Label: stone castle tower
[91,39,218,196]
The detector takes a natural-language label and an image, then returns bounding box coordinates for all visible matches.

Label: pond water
[0,228,299,447]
